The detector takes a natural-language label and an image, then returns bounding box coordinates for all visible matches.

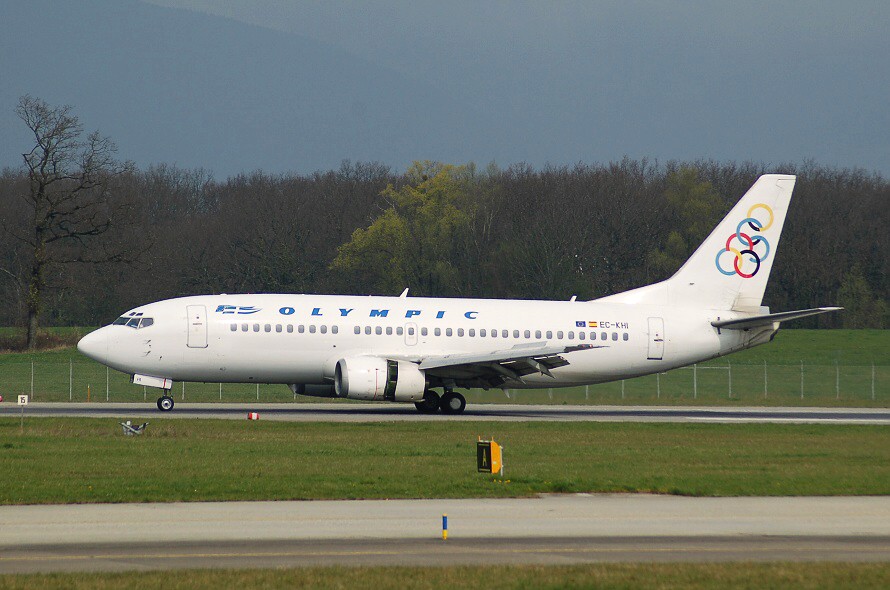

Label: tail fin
[598,174,796,311]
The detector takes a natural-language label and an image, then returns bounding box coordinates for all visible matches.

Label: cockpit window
[112,315,154,329]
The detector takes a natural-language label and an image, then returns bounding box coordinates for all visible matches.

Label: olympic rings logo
[714,203,773,279]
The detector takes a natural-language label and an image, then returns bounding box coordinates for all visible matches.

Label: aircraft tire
[157,395,174,412]
[440,391,466,415]
[414,390,440,414]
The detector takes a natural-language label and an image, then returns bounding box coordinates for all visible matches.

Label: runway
[3,402,889,424]
[1,495,888,572]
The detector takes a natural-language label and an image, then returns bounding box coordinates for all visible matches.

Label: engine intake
[334,357,426,402]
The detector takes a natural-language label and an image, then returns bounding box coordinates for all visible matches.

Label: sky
[2,1,888,177]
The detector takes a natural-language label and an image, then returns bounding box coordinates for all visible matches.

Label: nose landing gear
[156,393,174,411]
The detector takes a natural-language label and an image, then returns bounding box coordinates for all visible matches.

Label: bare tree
[10,95,135,348]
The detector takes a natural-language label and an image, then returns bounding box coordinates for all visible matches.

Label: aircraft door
[186,305,209,348]
[405,322,418,346]
[647,317,664,360]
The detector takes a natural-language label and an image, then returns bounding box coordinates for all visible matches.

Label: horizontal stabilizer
[711,307,842,330]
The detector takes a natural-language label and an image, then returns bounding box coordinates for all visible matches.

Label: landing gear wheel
[414,390,440,414]
[157,395,174,412]
[440,391,466,415]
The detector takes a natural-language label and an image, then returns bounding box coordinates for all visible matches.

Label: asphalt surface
[1,495,889,572]
[3,402,889,424]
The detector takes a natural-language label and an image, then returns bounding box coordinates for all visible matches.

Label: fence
[0,358,886,407]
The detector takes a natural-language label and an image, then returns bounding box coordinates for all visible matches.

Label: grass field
[0,329,887,406]
[0,563,888,589]
[1,419,887,504]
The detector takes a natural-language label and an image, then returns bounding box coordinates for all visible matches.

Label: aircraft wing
[711,307,842,330]
[418,342,603,388]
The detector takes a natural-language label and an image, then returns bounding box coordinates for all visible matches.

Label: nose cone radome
[77,329,108,364]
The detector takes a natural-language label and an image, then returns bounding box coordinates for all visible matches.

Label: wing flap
[419,343,602,387]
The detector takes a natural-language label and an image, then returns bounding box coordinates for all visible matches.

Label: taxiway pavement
[1,495,888,572]
[2,402,889,424]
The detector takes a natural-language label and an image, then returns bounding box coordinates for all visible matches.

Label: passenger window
[287,325,294,333]
[557,331,564,339]
[421,327,428,336]
[579,332,585,340]
[299,325,306,334]
[309,325,317,334]
[612,332,618,341]
[332,326,339,334]
[275,325,282,333]
[446,328,453,337]
[241,323,248,332]
[409,327,415,335]
[546,331,553,339]
[253,324,260,332]
[365,326,371,335]
[480,329,487,337]
[435,328,441,336]
[524,330,530,339]
[375,326,382,335]
[568,331,574,340]
[230,324,237,332]
[397,327,403,335]
[513,330,519,338]
[469,329,475,337]
[623,333,628,341]
[601,332,607,340]
[535,330,541,339]
[320,325,328,334]
[386,327,393,335]
[457,328,464,337]
[354,326,361,334]
[492,329,497,338]
[502,330,508,338]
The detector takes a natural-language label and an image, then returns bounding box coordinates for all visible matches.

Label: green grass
[1,563,888,590]
[0,329,887,406]
[1,419,887,504]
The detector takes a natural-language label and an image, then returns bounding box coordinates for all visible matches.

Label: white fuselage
[79,293,773,389]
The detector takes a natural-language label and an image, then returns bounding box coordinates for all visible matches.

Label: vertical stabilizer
[598,174,796,311]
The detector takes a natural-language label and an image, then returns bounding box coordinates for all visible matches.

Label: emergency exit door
[647,317,664,360]
[187,305,208,348]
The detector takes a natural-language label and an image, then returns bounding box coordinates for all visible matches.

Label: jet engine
[334,357,426,402]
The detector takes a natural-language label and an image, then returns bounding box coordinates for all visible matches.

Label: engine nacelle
[334,357,426,402]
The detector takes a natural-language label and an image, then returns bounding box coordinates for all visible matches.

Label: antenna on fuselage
[400,288,409,298]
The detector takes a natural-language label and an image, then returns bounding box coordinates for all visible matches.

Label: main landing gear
[414,389,466,415]
[156,392,174,412]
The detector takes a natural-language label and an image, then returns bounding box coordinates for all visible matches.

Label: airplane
[77,174,840,414]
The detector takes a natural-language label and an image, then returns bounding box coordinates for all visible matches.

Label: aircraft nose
[77,329,108,364]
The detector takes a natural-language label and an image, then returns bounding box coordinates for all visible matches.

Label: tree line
[1,98,887,345]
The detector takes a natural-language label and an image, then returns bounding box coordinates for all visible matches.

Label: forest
[1,99,886,336]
